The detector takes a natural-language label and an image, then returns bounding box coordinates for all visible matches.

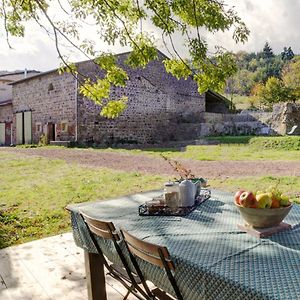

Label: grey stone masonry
[12,72,76,144]
[0,103,13,123]
[76,52,205,144]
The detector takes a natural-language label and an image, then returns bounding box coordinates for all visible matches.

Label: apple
[271,198,280,208]
[239,191,257,208]
[234,190,245,205]
[279,194,290,206]
[256,193,272,208]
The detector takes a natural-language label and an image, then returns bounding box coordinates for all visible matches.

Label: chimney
[24,69,27,78]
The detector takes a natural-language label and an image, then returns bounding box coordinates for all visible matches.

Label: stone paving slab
[0,233,136,300]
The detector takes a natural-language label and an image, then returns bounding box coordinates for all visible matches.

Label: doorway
[16,111,32,144]
[47,123,56,142]
[5,123,11,145]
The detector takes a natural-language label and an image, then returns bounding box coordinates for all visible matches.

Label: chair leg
[123,289,131,300]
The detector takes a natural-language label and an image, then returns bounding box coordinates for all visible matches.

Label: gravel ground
[1,147,300,179]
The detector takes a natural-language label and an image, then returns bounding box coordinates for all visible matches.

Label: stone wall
[77,77,171,144]
[12,72,76,144]
[270,103,300,134]
[197,103,300,137]
[76,53,205,144]
[0,103,13,123]
[199,112,274,136]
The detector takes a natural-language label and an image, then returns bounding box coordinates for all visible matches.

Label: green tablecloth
[68,189,300,300]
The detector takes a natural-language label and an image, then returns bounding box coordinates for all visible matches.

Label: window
[36,123,42,133]
[61,121,68,133]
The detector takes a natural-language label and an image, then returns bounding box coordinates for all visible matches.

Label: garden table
[67,189,300,300]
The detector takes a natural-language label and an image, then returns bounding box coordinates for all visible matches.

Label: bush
[38,134,48,146]
[249,136,300,150]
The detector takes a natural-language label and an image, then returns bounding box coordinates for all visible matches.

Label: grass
[211,176,300,198]
[224,94,260,110]
[224,94,251,109]
[17,136,300,161]
[0,153,167,249]
[204,136,255,144]
[3,136,300,248]
[75,136,300,161]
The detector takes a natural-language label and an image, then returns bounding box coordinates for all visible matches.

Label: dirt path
[1,147,300,179]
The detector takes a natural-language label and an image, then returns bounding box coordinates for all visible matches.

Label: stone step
[50,141,71,147]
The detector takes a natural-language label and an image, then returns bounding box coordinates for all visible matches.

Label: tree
[281,46,294,61]
[0,0,249,117]
[262,42,275,60]
[282,57,300,100]
[235,69,255,96]
[258,77,294,107]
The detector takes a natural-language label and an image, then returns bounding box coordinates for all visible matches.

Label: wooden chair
[121,229,183,300]
[80,212,150,300]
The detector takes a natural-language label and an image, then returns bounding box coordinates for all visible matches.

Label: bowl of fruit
[234,188,293,228]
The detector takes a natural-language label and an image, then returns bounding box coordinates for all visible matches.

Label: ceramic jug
[179,179,196,207]
[192,179,201,197]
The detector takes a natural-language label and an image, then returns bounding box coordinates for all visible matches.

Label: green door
[16,111,32,144]
[16,112,23,144]
[24,111,32,144]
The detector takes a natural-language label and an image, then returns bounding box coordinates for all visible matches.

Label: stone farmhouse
[0,70,39,145]
[8,51,230,146]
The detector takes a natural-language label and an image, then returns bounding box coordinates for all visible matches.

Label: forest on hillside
[224,42,300,110]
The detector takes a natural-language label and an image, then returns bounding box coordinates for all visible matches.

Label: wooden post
[84,251,107,300]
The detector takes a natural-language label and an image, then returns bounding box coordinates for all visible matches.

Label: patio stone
[0,233,137,299]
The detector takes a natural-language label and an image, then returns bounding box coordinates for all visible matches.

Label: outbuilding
[11,51,229,145]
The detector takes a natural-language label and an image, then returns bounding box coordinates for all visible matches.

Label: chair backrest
[81,211,120,241]
[121,229,183,300]
[80,212,151,299]
[121,229,175,270]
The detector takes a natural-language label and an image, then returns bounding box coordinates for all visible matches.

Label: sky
[1,0,300,72]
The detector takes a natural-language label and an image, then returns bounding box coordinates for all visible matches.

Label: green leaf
[100,97,128,118]
[163,59,192,80]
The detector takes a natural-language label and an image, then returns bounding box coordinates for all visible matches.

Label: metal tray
[138,189,211,216]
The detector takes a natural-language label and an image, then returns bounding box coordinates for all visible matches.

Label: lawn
[79,136,300,161]
[1,148,300,249]
[0,153,166,248]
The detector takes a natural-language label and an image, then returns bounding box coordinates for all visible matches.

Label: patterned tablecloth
[67,189,300,300]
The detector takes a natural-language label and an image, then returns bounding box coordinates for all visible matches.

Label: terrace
[0,233,136,300]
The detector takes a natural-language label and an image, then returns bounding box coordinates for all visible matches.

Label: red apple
[271,198,280,208]
[234,190,245,205]
[239,191,257,208]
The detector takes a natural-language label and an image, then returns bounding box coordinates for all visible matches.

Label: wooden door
[5,123,11,145]
[16,111,32,144]
[47,123,56,142]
